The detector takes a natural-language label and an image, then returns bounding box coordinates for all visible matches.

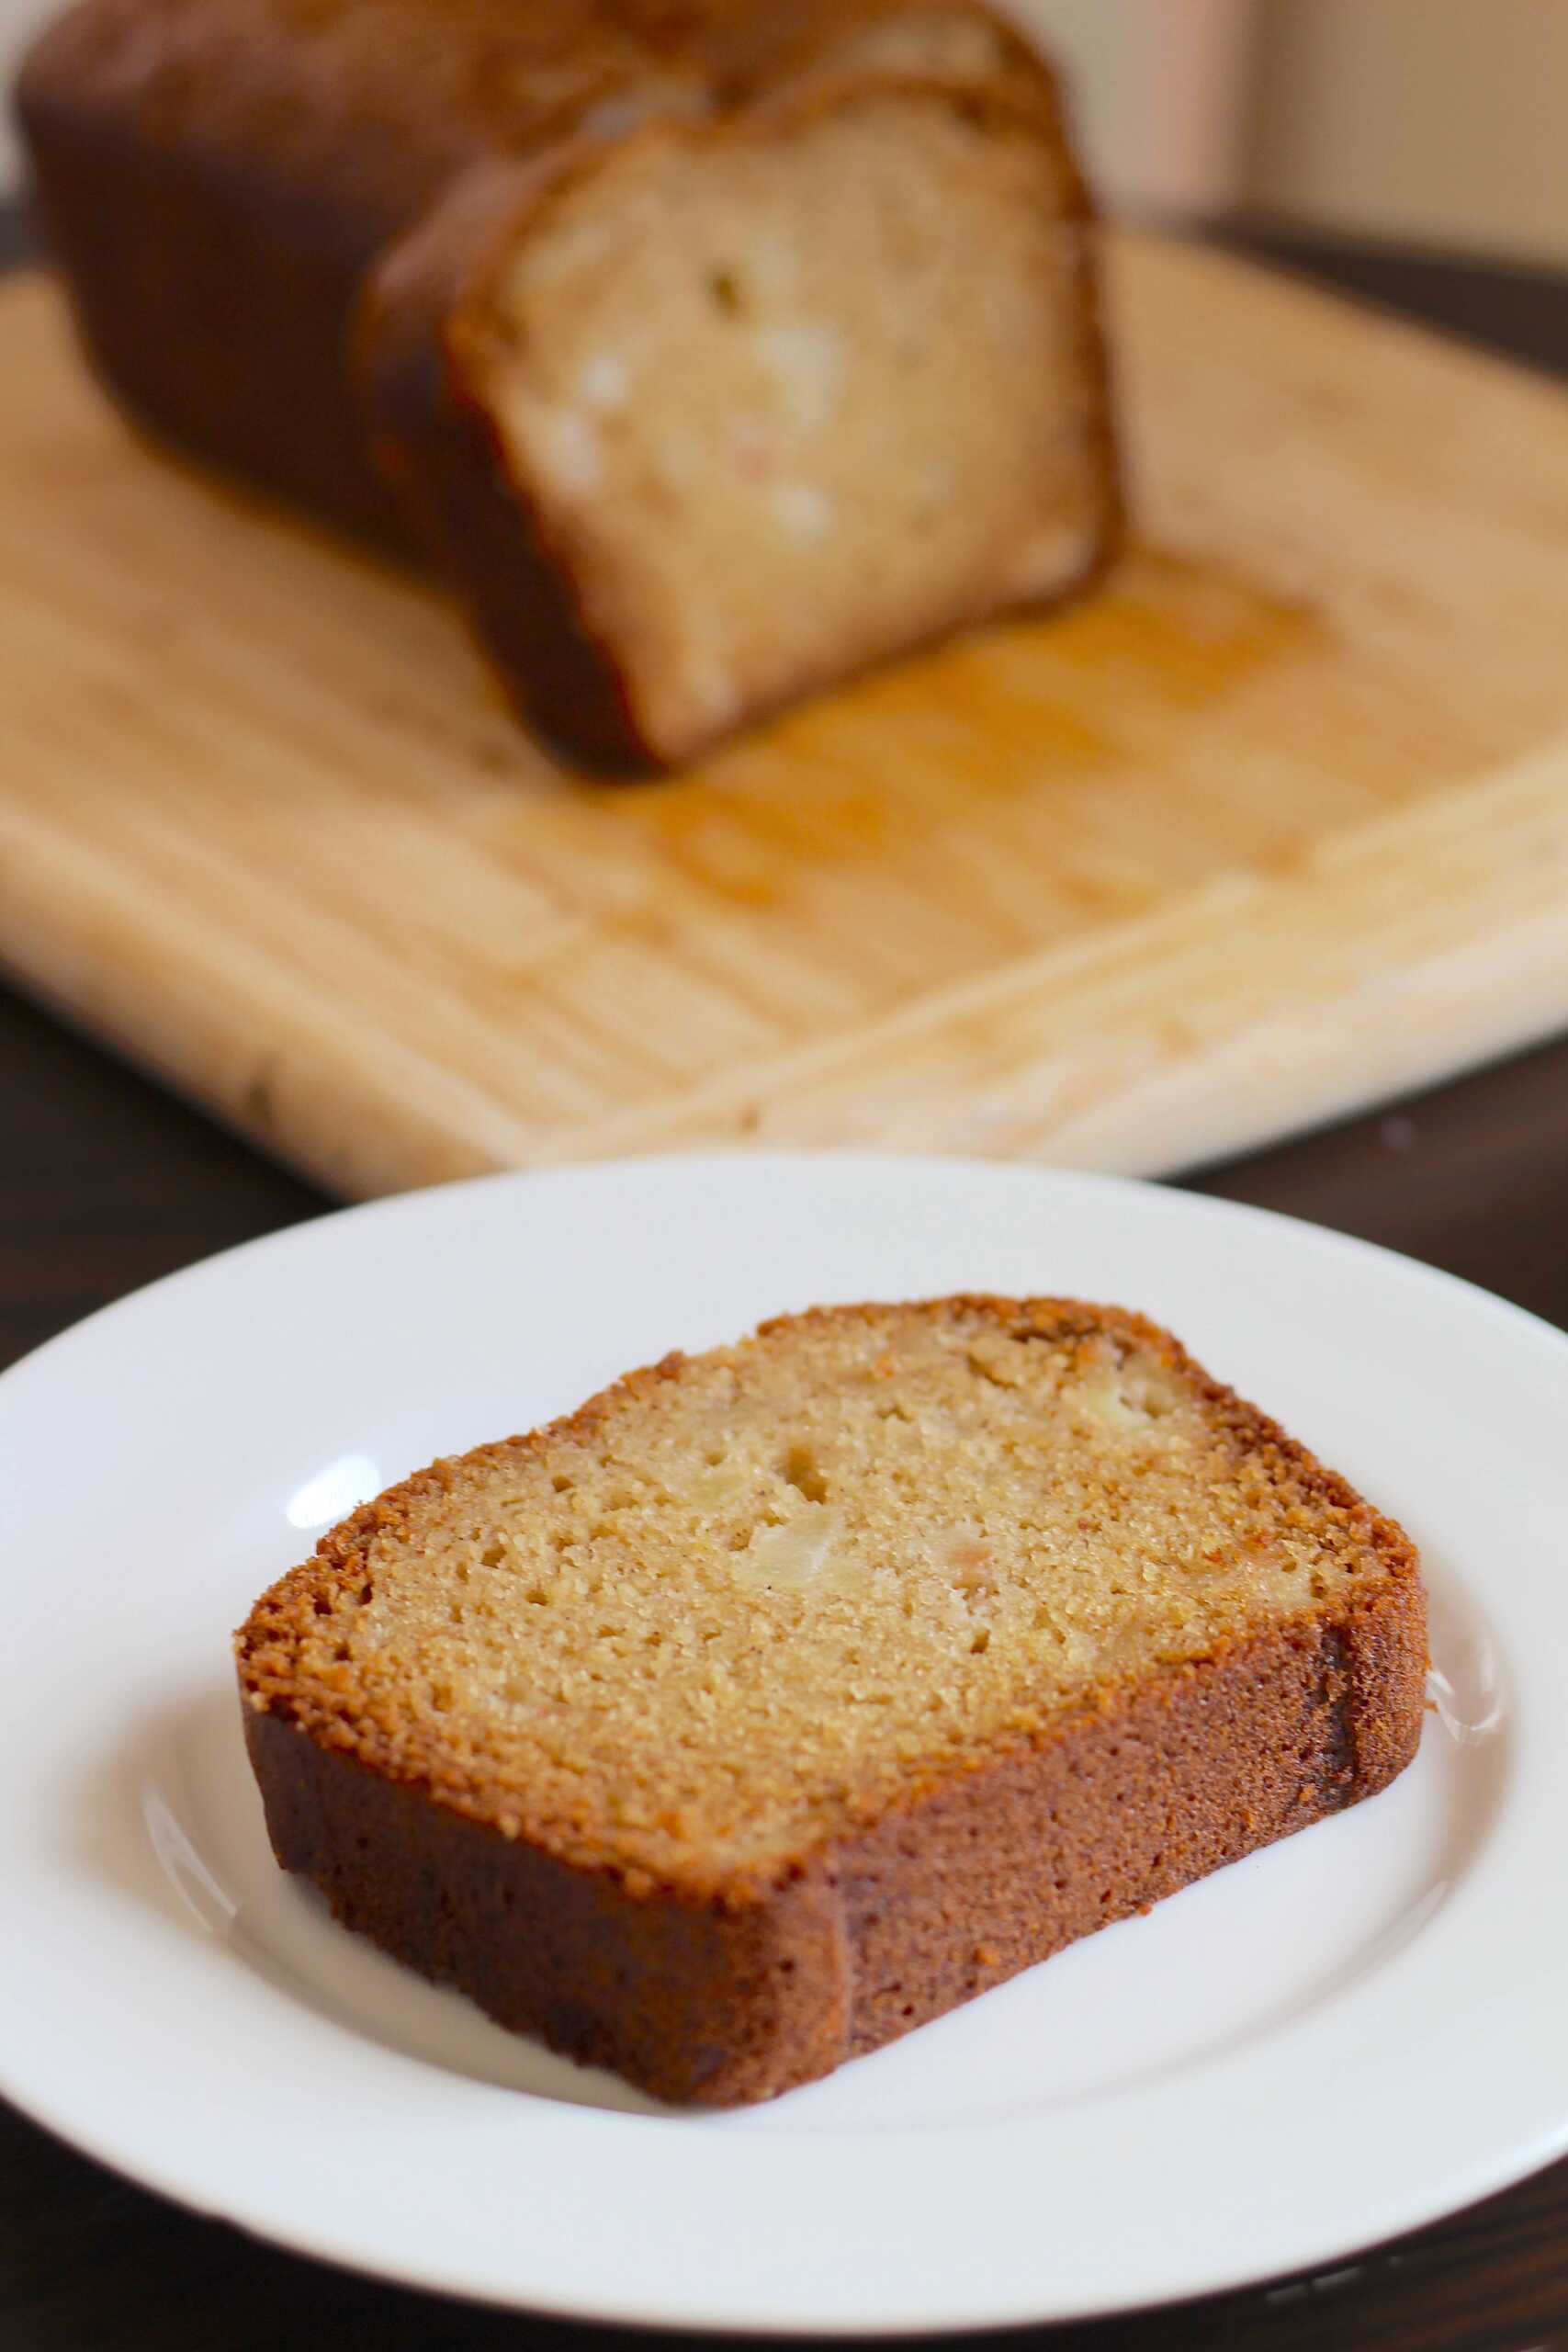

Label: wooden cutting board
[4,233,1568,1201]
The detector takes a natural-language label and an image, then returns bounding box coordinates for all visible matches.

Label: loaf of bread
[16,0,1119,766]
[236,1297,1426,2106]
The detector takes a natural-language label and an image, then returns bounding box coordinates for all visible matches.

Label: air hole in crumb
[705,1446,727,1467]
[781,1442,829,1503]
[551,1474,574,1493]
[311,1595,332,1617]
[970,1629,990,1655]
[333,1641,350,1662]
[478,1544,502,1570]
[710,267,744,315]
[357,1584,373,1607]
[525,1585,551,1607]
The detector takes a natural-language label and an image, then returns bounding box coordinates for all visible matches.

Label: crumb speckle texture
[459,84,1112,762]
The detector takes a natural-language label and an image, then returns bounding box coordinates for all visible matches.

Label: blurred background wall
[1,0,1564,265]
[1009,0,1258,217]
[1242,0,1567,266]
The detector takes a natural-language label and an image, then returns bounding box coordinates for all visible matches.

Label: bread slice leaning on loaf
[236,1298,1427,2106]
[17,0,1118,768]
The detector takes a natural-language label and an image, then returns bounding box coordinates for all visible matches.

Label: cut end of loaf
[458,81,1116,763]
[238,1298,1423,1902]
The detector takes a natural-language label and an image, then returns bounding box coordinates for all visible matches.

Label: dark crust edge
[354,142,656,765]
[236,1295,1426,2105]
[243,1699,852,2105]
[14,42,421,552]
[355,72,1122,772]
[242,1578,1424,2105]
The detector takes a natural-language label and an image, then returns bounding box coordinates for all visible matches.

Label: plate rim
[2,1150,1566,2335]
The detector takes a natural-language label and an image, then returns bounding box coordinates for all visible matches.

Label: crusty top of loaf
[237,1298,1420,1900]
[18,0,1063,234]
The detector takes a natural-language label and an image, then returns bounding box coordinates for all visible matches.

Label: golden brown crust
[243,1580,1422,2103]
[243,1702,852,2103]
[236,1295,1426,2102]
[838,1571,1424,2061]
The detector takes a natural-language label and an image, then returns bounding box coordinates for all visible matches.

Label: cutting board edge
[4,752,1564,1203]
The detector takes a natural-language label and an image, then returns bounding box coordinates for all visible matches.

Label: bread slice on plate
[236,1297,1426,2106]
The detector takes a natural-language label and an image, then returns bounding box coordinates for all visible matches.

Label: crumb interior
[243,1303,1394,1887]
[476,85,1104,752]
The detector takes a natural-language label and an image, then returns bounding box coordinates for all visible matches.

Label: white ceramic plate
[0,1154,1562,2334]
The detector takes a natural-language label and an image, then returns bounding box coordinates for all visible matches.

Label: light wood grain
[2,232,1567,1198]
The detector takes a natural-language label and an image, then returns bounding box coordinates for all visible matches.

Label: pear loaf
[17,0,1119,767]
[236,1297,1426,2106]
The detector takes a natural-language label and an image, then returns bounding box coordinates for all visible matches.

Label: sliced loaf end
[364,78,1118,767]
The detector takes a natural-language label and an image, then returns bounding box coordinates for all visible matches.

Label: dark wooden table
[4,216,1567,2352]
